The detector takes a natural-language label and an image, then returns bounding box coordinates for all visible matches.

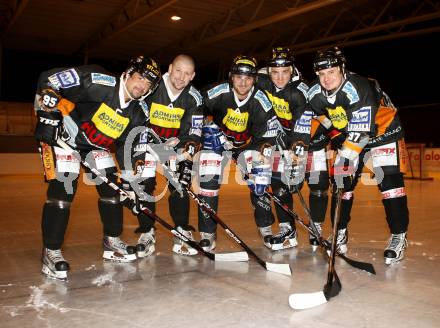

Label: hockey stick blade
[289,270,341,310]
[338,253,376,274]
[265,262,292,276]
[214,251,249,262]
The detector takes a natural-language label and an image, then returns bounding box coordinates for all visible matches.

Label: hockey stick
[184,187,292,276]
[142,136,291,276]
[292,186,376,274]
[56,138,248,263]
[273,147,376,274]
[288,189,343,310]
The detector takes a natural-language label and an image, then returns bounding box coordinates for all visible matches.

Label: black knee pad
[378,173,405,192]
[309,189,328,223]
[42,197,72,249]
[47,179,78,202]
[271,178,293,224]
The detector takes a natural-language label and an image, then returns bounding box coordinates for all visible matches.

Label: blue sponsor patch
[342,81,360,104]
[91,73,116,87]
[139,100,149,120]
[348,106,371,132]
[254,89,272,112]
[307,83,321,101]
[48,68,80,89]
[189,86,203,106]
[190,115,203,136]
[294,110,313,134]
[207,83,229,99]
[297,82,309,99]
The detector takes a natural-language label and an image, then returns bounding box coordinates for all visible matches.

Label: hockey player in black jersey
[34,56,161,280]
[308,47,409,264]
[127,54,203,257]
[256,47,312,250]
[197,55,279,251]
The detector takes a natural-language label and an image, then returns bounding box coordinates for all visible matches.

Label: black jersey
[36,65,147,153]
[257,74,312,149]
[308,72,379,157]
[203,82,278,149]
[142,73,203,149]
[366,78,404,148]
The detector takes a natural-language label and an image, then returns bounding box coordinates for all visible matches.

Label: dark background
[1,33,438,146]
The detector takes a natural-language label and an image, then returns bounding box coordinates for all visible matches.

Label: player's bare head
[168,54,195,93]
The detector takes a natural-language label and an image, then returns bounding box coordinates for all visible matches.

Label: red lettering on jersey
[80,121,114,149]
[150,125,179,139]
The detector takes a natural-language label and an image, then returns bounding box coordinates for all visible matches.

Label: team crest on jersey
[91,103,130,138]
[91,73,116,87]
[267,93,292,120]
[342,81,360,104]
[150,103,185,129]
[189,86,203,106]
[294,110,313,134]
[207,83,229,99]
[327,106,348,129]
[307,83,321,101]
[48,69,80,89]
[190,115,203,136]
[222,108,249,132]
[254,90,272,112]
[297,82,309,99]
[348,106,371,132]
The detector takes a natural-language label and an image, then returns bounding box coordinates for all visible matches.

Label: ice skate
[327,228,348,255]
[199,232,216,252]
[42,248,70,281]
[136,228,156,258]
[384,232,408,265]
[270,222,298,251]
[103,236,137,262]
[259,225,273,249]
[172,226,198,256]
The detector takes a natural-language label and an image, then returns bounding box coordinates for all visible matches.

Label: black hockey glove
[328,129,346,150]
[178,160,193,187]
[34,110,63,146]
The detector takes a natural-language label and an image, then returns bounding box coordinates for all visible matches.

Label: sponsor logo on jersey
[139,100,149,120]
[91,73,116,87]
[342,81,360,104]
[254,89,272,112]
[150,103,185,129]
[297,82,309,99]
[327,106,348,129]
[222,108,249,132]
[207,83,229,99]
[48,68,80,89]
[190,115,203,136]
[189,86,203,106]
[307,83,321,100]
[267,93,292,120]
[262,116,280,137]
[349,106,371,132]
[139,129,149,144]
[91,103,130,139]
[294,110,313,134]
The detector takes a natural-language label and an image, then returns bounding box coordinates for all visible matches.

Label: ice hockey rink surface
[0,157,439,328]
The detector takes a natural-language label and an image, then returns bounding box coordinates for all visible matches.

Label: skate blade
[172,244,198,256]
[137,245,156,258]
[271,239,298,251]
[384,256,404,265]
[103,251,137,262]
[42,265,68,282]
[311,245,319,252]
